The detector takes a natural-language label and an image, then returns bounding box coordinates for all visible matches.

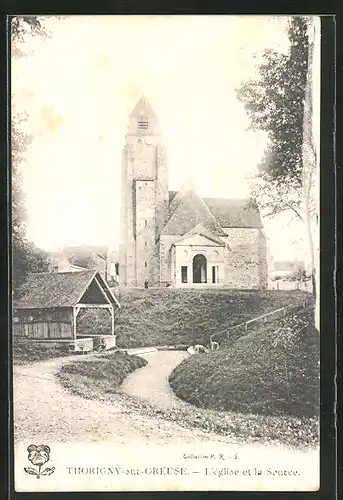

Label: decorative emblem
[24,444,55,479]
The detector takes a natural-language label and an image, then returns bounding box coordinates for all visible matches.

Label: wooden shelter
[13,270,120,348]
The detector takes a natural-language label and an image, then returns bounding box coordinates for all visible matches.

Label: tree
[236,16,318,294]
[12,115,50,295]
[11,16,49,57]
[301,18,319,299]
[12,17,50,296]
[68,253,96,270]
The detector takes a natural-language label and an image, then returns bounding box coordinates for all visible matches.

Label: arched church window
[138,117,149,130]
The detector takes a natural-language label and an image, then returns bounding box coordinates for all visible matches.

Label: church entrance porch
[171,241,226,288]
[192,254,207,284]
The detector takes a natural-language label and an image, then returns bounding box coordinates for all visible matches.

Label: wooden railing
[209,299,310,346]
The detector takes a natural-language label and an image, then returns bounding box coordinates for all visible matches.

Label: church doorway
[192,254,207,284]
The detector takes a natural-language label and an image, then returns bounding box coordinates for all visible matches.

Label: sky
[11,15,319,262]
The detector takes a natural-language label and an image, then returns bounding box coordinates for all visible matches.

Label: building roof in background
[274,260,305,271]
[63,245,108,259]
[13,270,120,310]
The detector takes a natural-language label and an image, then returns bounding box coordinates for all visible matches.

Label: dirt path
[13,354,228,446]
[122,351,188,409]
[13,354,320,492]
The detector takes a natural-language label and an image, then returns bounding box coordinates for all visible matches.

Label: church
[119,97,268,289]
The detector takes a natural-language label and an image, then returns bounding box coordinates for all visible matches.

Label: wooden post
[73,307,77,341]
[111,306,115,336]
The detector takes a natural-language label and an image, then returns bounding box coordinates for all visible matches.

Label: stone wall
[135,180,156,286]
[159,234,178,285]
[258,230,269,289]
[222,228,268,289]
[154,145,169,238]
[77,334,116,351]
[119,145,136,286]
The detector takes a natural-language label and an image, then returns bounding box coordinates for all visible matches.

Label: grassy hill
[77,288,311,348]
[169,307,319,418]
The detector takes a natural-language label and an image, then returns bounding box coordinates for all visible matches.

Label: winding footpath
[13,351,319,492]
[13,352,226,446]
[121,351,188,409]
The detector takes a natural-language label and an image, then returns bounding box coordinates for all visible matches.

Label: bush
[57,351,147,399]
[169,308,319,418]
[13,338,70,365]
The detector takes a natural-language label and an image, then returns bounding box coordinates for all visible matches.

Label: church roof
[129,95,157,119]
[162,188,227,236]
[167,190,263,231]
[168,180,196,214]
[169,191,177,204]
[127,95,159,135]
[173,224,226,246]
[203,198,263,228]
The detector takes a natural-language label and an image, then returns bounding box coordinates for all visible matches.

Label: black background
[1,5,338,500]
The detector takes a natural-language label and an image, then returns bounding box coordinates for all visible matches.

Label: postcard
[11,14,322,492]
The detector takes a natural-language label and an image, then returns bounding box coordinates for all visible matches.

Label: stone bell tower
[119,96,169,287]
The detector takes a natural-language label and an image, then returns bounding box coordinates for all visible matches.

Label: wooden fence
[268,279,313,293]
[209,299,311,346]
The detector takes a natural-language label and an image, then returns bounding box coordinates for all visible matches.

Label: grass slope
[57,351,147,399]
[78,288,310,348]
[169,308,319,418]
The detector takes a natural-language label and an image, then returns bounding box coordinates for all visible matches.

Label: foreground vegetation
[119,391,319,450]
[77,288,310,348]
[55,343,318,450]
[57,351,147,398]
[169,308,319,417]
[56,306,319,449]
[12,338,70,365]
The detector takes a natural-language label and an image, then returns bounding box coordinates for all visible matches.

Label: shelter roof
[13,270,120,310]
